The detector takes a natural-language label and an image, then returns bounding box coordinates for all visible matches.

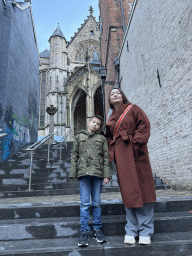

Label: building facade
[39,9,104,139]
[119,0,192,189]
[0,0,39,162]
[99,0,134,116]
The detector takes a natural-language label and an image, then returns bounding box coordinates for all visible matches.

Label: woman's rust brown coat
[105,103,156,208]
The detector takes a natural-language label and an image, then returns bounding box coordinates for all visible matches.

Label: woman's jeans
[79,175,103,232]
[125,203,154,237]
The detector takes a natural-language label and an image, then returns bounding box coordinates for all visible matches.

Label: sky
[31,0,100,53]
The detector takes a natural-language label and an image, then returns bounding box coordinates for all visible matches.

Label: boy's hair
[90,115,103,126]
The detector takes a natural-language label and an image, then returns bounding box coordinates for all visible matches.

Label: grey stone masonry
[119,0,192,189]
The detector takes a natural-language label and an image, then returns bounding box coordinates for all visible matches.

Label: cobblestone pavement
[0,189,192,206]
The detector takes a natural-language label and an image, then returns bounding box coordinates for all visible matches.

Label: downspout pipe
[120,0,126,32]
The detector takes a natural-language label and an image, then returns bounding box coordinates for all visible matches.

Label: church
[38,7,103,140]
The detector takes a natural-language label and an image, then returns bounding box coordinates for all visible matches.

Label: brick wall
[0,1,39,162]
[99,0,134,116]
[120,0,192,189]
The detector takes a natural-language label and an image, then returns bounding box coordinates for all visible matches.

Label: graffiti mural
[12,121,30,143]
[1,111,36,161]
[2,125,12,161]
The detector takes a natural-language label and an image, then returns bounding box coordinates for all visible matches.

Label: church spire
[49,23,65,40]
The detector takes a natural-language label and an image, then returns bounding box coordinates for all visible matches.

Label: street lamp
[99,67,107,80]
[99,67,107,129]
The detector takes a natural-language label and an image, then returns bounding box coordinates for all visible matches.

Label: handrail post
[60,141,62,161]
[28,151,33,191]
[47,138,50,164]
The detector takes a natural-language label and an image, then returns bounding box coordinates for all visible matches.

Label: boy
[69,115,111,247]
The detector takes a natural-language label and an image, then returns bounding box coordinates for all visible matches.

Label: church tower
[38,7,102,140]
[45,24,68,137]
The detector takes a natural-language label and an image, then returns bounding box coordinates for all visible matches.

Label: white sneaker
[139,236,151,245]
[124,235,136,244]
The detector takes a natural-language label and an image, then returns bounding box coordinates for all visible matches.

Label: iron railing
[0,133,7,138]
[26,133,55,191]
[59,129,73,161]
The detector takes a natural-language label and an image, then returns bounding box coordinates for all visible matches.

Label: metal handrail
[59,129,73,161]
[26,133,55,191]
[0,133,7,138]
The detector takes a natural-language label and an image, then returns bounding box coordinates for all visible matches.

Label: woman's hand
[103,178,110,184]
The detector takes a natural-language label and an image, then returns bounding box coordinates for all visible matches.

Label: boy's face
[88,117,102,133]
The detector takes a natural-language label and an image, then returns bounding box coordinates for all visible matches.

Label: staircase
[0,142,169,198]
[0,142,191,255]
[0,196,191,255]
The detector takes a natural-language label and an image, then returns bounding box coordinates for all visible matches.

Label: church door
[74,91,86,135]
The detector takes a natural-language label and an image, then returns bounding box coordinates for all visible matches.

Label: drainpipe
[120,0,126,32]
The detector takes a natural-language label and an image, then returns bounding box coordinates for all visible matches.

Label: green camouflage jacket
[69,130,111,179]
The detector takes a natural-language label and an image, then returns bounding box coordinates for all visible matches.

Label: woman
[105,87,156,245]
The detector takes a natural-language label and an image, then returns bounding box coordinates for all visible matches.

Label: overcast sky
[31,0,100,53]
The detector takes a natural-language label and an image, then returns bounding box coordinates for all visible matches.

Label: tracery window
[75,51,79,61]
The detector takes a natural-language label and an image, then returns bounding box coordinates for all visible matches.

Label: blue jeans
[79,175,103,232]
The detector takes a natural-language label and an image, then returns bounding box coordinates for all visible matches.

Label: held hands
[103,178,110,184]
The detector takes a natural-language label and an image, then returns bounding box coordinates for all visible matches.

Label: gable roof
[67,14,99,47]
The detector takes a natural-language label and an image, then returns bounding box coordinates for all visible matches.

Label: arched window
[79,54,82,62]
[90,30,94,36]
[75,51,79,61]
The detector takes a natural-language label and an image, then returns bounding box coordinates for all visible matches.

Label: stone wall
[0,0,39,162]
[119,0,192,189]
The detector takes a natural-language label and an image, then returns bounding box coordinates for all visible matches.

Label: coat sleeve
[132,105,150,146]
[102,137,112,179]
[104,125,113,145]
[69,135,79,178]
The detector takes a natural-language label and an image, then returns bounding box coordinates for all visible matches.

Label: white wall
[120,0,192,189]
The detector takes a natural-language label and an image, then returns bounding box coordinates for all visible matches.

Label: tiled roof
[49,24,66,41]
[40,49,49,58]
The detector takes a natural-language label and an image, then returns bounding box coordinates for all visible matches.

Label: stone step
[0,181,79,191]
[0,140,170,198]
[0,211,191,241]
[0,199,192,220]
[0,186,121,198]
[0,232,191,255]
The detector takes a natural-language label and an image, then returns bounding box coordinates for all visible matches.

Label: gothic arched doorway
[74,90,86,135]
[94,86,104,125]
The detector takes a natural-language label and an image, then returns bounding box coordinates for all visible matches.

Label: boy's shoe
[78,231,89,247]
[139,236,151,245]
[93,229,107,243]
[124,235,136,244]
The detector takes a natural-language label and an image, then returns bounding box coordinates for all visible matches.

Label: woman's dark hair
[108,87,130,109]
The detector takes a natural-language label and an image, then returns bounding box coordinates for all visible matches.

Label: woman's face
[110,89,123,106]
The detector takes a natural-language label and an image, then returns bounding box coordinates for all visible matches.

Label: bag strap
[113,104,133,139]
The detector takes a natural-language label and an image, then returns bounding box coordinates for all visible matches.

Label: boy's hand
[103,178,110,184]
